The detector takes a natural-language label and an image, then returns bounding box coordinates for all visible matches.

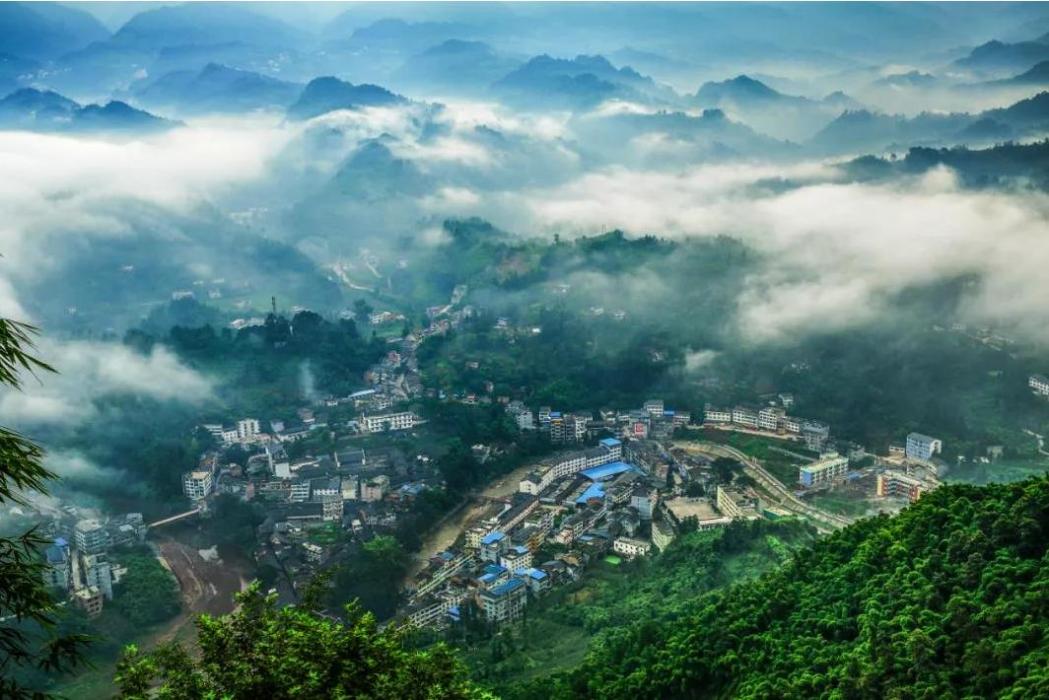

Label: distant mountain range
[390,40,521,96]
[0,2,108,62]
[491,54,679,110]
[694,74,861,141]
[954,33,1049,75]
[811,90,1049,154]
[286,77,407,121]
[0,87,175,133]
[131,63,302,115]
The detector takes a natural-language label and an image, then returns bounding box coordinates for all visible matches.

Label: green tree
[115,583,491,700]
[0,319,90,697]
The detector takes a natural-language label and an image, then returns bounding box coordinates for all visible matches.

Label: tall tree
[0,319,89,697]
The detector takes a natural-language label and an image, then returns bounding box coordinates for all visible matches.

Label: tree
[0,319,89,697]
[115,583,491,700]
[353,299,374,325]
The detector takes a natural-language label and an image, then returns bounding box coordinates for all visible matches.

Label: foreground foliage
[115,583,491,700]
[534,477,1049,699]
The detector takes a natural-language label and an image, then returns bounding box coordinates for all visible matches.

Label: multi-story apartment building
[876,470,931,503]
[182,470,214,502]
[237,418,261,442]
[801,420,831,451]
[478,577,528,623]
[613,537,652,559]
[731,406,760,429]
[798,453,849,488]
[74,519,110,555]
[82,553,113,600]
[499,545,533,573]
[1030,374,1049,396]
[360,475,390,502]
[704,405,732,423]
[758,406,786,431]
[360,412,417,434]
[906,433,942,462]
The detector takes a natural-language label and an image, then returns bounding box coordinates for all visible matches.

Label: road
[674,441,853,530]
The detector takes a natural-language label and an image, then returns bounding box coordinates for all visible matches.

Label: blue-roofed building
[42,543,70,590]
[480,531,508,562]
[599,437,622,460]
[576,481,606,506]
[479,576,528,622]
[581,461,635,482]
[519,567,551,594]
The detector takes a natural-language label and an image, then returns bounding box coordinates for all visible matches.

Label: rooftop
[581,461,636,481]
[599,438,622,448]
[487,577,526,598]
[480,531,506,546]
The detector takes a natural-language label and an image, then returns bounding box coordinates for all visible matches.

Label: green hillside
[525,477,1049,699]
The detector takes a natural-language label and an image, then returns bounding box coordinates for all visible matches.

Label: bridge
[147,508,201,529]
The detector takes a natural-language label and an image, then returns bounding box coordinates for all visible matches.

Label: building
[630,486,658,520]
[876,470,930,503]
[82,553,113,600]
[74,586,104,618]
[499,545,532,573]
[731,406,759,429]
[480,531,508,562]
[906,433,942,462]
[74,519,110,555]
[613,537,652,558]
[801,420,831,451]
[42,542,70,590]
[643,399,665,416]
[704,405,732,423]
[780,416,801,434]
[758,406,785,431]
[360,412,417,434]
[798,453,850,488]
[360,475,390,502]
[519,568,551,595]
[478,577,528,623]
[289,479,311,503]
[237,418,261,442]
[182,470,214,502]
[1030,374,1049,396]
[715,485,760,520]
[598,437,622,461]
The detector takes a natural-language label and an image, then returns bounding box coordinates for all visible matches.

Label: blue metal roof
[483,563,507,576]
[599,438,621,448]
[488,578,525,597]
[580,461,635,481]
[525,568,548,580]
[480,531,505,545]
[576,482,606,505]
[479,573,497,584]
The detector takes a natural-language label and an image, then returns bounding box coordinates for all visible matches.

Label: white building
[360,412,417,434]
[82,553,113,600]
[704,405,732,423]
[731,406,759,429]
[182,471,214,502]
[237,418,261,442]
[906,433,942,462]
[613,537,652,559]
[643,399,665,417]
[499,545,533,573]
[478,577,528,623]
[1030,374,1049,396]
[758,406,785,431]
[798,453,849,488]
[74,519,110,555]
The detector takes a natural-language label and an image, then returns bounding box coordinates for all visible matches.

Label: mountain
[845,141,1049,189]
[390,40,521,96]
[954,34,1049,75]
[110,4,306,50]
[70,100,175,133]
[491,54,678,110]
[996,59,1049,85]
[531,478,1049,699]
[0,87,175,133]
[132,63,302,115]
[0,88,79,130]
[286,77,406,121]
[695,74,803,105]
[694,74,853,142]
[982,90,1049,128]
[872,70,938,88]
[0,3,109,61]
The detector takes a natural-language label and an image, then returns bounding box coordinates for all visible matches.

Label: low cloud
[0,340,213,429]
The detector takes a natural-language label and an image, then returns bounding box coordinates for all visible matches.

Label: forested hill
[531,477,1049,699]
